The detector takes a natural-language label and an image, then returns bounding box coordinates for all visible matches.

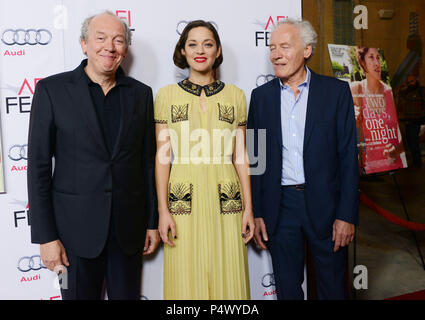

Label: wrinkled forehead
[89,14,125,35]
[270,24,302,45]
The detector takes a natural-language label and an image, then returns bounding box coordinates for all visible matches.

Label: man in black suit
[28,11,159,300]
[248,20,358,299]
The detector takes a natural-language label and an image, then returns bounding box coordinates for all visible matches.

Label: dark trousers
[267,187,347,300]
[60,216,143,300]
[406,122,422,168]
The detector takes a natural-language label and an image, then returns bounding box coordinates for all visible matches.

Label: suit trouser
[60,215,143,300]
[267,187,347,300]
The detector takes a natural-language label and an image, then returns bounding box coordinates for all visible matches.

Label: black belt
[281,184,306,191]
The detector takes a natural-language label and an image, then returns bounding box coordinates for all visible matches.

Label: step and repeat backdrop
[0,0,302,300]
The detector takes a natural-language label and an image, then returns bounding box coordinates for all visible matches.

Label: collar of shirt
[79,59,128,87]
[178,78,225,97]
[279,66,311,93]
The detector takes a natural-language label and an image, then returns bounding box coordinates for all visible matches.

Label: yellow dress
[154,79,250,300]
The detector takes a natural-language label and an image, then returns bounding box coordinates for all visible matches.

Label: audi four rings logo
[1,29,52,46]
[17,255,46,272]
[176,20,218,35]
[261,273,275,287]
[8,144,28,161]
[256,74,276,87]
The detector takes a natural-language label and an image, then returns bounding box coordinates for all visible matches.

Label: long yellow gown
[154,79,250,300]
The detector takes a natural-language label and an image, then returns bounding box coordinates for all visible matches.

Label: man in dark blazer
[27,11,159,300]
[248,19,358,300]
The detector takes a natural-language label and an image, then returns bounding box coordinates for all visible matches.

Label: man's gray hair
[274,19,317,62]
[80,11,132,47]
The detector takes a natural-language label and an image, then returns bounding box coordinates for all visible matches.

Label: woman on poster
[153,20,255,299]
[350,47,406,174]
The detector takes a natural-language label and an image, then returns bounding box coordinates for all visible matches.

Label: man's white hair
[274,19,318,62]
[80,11,132,47]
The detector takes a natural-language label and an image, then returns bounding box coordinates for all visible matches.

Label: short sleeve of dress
[154,87,168,124]
[236,88,247,126]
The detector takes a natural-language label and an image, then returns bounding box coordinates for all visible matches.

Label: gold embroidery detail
[218,103,235,124]
[168,183,193,215]
[171,104,189,123]
[178,79,225,96]
[218,183,243,214]
[204,80,224,96]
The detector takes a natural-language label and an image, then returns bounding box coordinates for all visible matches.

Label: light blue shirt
[280,67,311,186]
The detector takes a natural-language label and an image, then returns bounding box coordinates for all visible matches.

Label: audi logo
[8,144,28,161]
[261,273,275,288]
[256,74,276,87]
[1,29,52,46]
[176,20,218,35]
[17,255,46,272]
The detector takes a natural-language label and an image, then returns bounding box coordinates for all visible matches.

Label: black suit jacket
[248,71,359,239]
[28,60,158,258]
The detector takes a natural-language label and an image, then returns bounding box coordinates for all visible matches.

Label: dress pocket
[171,104,189,123]
[218,182,243,214]
[218,103,235,124]
[168,182,193,215]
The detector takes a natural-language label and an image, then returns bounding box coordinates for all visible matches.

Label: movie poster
[328,44,408,175]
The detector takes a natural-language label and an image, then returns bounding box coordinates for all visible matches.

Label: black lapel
[270,78,283,149]
[65,68,109,155]
[303,70,320,152]
[111,86,135,159]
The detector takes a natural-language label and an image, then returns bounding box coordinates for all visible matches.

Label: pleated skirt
[163,161,250,300]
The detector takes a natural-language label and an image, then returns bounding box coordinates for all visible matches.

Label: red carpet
[385,289,425,300]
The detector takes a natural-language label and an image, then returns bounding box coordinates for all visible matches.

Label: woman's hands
[158,208,177,247]
[242,209,255,245]
[159,207,256,246]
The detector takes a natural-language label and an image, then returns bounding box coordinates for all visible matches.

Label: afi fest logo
[40,295,61,300]
[255,15,288,47]
[115,10,135,31]
[5,77,42,115]
[253,8,368,47]
[10,199,30,228]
